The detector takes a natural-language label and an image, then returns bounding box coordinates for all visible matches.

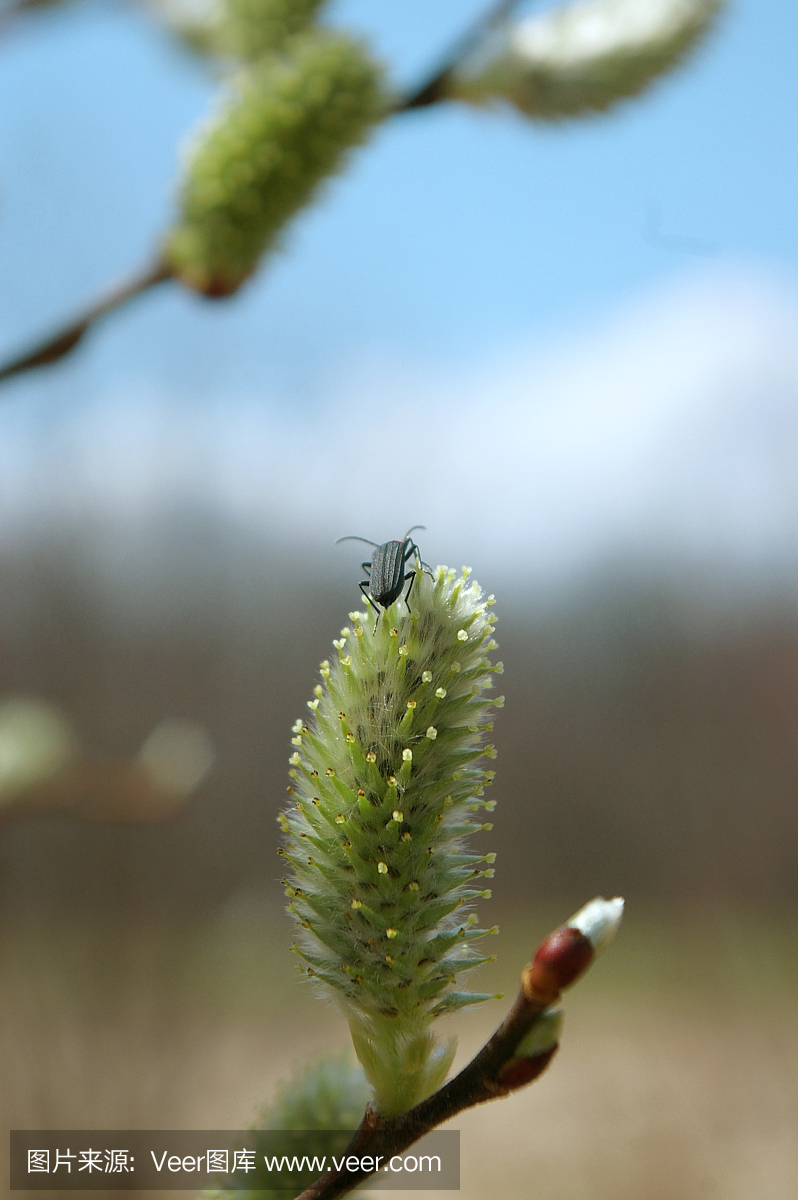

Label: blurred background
[1,1,797,1197]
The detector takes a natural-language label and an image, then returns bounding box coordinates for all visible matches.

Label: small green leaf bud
[165,31,387,296]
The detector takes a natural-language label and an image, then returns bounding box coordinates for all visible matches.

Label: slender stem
[0,259,172,385]
[292,984,555,1200]
[396,0,522,112]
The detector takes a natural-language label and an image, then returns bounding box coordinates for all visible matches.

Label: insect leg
[403,570,416,613]
[359,580,380,618]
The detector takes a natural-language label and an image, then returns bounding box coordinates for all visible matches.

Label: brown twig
[0,258,172,386]
[288,901,620,1200]
[293,989,555,1200]
[395,0,522,112]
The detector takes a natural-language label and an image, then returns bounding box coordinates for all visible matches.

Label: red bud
[534,925,594,988]
[496,1046,557,1091]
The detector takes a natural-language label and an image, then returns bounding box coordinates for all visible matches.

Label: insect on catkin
[280,565,504,1117]
[165,31,387,296]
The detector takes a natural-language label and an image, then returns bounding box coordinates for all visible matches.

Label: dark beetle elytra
[336,526,432,620]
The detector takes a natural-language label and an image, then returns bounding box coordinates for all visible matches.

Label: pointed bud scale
[165,32,386,296]
[282,566,502,1117]
[496,1007,563,1092]
[495,1046,557,1091]
[567,895,625,953]
[443,0,724,121]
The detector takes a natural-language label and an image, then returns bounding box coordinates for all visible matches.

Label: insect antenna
[335,535,379,547]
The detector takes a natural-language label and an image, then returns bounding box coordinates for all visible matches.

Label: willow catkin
[165,31,386,295]
[281,565,504,1116]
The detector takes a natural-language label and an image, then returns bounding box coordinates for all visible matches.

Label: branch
[0,259,172,386]
[292,896,624,1200]
[0,0,522,389]
[396,0,524,112]
[293,996,553,1200]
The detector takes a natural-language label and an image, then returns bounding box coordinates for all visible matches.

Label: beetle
[336,525,432,623]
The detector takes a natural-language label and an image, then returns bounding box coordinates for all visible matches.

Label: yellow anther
[377,861,388,875]
[386,928,398,939]
[392,810,403,822]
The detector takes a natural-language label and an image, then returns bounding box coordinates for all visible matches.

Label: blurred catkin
[205,1052,371,1200]
[281,565,504,1116]
[221,0,326,61]
[150,0,325,61]
[165,31,386,296]
[444,0,724,120]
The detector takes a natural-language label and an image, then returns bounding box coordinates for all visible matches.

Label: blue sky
[0,0,797,592]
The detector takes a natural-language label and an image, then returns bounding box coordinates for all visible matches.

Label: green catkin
[204,1052,371,1200]
[149,0,323,62]
[165,31,387,296]
[282,565,505,1117]
[220,0,326,62]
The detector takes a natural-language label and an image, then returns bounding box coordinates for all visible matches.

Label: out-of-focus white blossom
[445,0,724,119]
